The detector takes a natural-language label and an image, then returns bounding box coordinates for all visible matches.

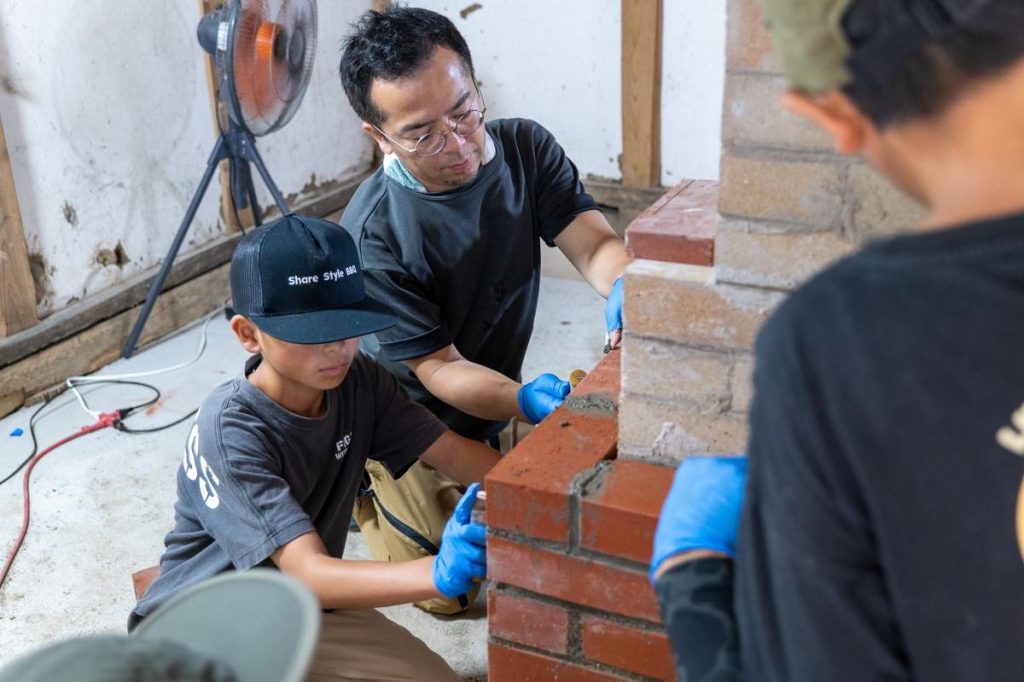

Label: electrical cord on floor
[0,381,163,487]
[0,312,218,588]
[0,393,60,487]
[0,411,120,591]
[113,407,198,434]
[0,383,199,590]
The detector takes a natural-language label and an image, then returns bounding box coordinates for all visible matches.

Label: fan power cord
[0,412,120,591]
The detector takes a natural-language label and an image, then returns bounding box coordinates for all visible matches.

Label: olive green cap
[763,0,857,92]
[764,0,997,93]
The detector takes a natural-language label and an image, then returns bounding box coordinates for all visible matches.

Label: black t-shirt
[736,212,1024,681]
[340,118,599,441]
[129,353,445,628]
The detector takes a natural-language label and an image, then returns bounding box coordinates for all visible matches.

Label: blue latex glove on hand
[604,277,624,351]
[650,455,748,584]
[433,483,487,598]
[517,373,571,424]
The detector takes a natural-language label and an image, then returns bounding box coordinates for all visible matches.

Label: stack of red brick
[486,350,676,681]
[484,180,721,681]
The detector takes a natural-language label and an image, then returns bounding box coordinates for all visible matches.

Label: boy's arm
[273,484,486,610]
[272,531,439,609]
[418,428,501,486]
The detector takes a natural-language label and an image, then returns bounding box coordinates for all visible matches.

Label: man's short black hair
[339,5,475,127]
[842,0,1024,129]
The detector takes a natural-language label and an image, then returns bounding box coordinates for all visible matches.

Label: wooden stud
[621,0,663,188]
[0,114,37,337]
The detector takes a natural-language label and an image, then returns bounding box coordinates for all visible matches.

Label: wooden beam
[0,261,231,419]
[0,114,37,337]
[621,0,663,188]
[372,0,391,11]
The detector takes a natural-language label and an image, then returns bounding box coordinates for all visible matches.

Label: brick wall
[619,0,924,464]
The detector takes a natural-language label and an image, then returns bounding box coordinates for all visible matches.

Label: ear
[230,315,262,354]
[782,89,873,155]
[362,121,393,155]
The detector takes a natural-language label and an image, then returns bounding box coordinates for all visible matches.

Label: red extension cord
[0,412,119,590]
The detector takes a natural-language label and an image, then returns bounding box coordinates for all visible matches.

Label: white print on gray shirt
[336,433,352,460]
[182,411,221,510]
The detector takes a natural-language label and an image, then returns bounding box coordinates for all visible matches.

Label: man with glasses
[337,5,630,614]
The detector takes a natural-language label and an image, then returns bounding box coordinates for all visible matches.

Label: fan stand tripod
[122,122,289,358]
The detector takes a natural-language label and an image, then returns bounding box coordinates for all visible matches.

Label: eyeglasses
[374,94,487,158]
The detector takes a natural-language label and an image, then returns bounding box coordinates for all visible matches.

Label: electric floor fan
[124,0,317,358]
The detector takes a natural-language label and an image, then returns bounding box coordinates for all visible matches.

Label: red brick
[488,589,571,655]
[567,347,621,400]
[625,180,717,266]
[581,459,674,563]
[582,616,676,681]
[488,643,632,682]
[486,352,620,543]
[488,535,661,624]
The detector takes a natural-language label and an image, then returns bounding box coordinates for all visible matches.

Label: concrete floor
[0,274,606,679]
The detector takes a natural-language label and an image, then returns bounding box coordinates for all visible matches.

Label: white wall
[662,0,727,183]
[404,1,725,186]
[0,0,372,318]
[0,1,725,319]
[412,0,623,180]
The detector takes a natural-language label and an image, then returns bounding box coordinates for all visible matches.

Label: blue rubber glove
[604,277,624,350]
[650,455,748,584]
[517,373,571,424]
[433,483,487,598]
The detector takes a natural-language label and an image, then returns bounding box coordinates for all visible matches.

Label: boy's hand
[604,276,624,351]
[518,374,571,423]
[650,455,748,584]
[433,483,487,598]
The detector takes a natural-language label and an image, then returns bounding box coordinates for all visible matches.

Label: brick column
[619,0,925,465]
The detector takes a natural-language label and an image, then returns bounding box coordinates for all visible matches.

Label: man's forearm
[418,357,523,422]
[587,237,630,296]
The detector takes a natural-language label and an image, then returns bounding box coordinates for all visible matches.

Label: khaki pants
[353,460,479,614]
[353,422,531,614]
[307,608,459,681]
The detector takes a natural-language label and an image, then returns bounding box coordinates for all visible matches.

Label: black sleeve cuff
[377,325,454,362]
[655,557,744,682]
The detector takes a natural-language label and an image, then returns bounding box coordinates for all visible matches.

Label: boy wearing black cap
[129,214,499,680]
[651,1,1024,680]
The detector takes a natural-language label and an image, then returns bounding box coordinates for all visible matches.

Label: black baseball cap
[230,214,397,344]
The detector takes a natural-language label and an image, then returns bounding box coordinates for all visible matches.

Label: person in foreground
[336,5,630,613]
[652,1,1024,680]
[129,214,500,680]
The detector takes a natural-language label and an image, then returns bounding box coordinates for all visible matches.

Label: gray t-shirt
[129,353,445,628]
[341,118,599,441]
